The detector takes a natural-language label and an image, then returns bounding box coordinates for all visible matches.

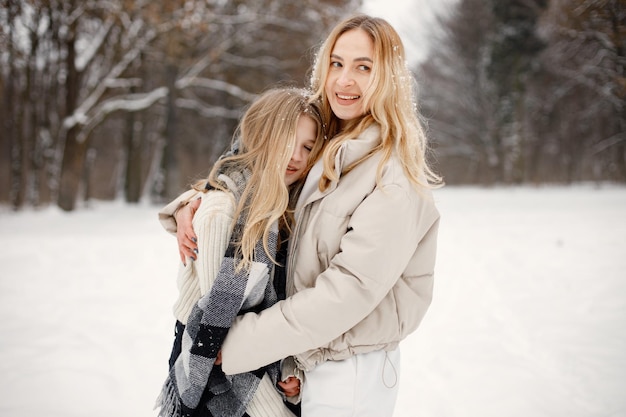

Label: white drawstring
[381,351,398,388]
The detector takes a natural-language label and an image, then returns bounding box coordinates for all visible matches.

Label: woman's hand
[176,197,201,264]
[277,376,301,397]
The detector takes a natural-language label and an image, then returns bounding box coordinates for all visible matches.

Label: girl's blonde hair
[196,87,325,269]
[309,14,442,191]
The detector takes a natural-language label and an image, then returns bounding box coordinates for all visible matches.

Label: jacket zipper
[286,202,312,297]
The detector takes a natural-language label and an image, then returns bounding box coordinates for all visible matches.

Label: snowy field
[0,185,624,417]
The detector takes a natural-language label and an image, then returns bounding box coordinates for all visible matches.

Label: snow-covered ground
[1,185,624,417]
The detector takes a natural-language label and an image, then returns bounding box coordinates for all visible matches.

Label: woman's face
[324,28,374,123]
[284,115,317,186]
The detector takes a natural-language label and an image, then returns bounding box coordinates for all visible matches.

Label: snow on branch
[104,78,144,89]
[176,98,242,119]
[220,52,287,70]
[63,21,173,131]
[99,86,168,114]
[555,66,622,107]
[590,132,626,155]
[178,78,257,102]
[200,12,309,34]
[75,17,114,72]
[76,87,169,143]
[253,14,310,33]
[176,36,236,88]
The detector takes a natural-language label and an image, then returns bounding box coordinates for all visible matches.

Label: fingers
[278,377,301,397]
[175,202,199,265]
[279,385,300,397]
[189,197,201,214]
[180,234,198,256]
[177,232,197,260]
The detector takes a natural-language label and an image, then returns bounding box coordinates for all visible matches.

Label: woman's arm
[220,183,438,374]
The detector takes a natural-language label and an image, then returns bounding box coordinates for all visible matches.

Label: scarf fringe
[155,377,183,417]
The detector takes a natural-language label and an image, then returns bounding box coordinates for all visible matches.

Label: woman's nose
[337,69,354,87]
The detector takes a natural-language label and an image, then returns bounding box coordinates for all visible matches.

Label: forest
[1,0,624,211]
[421,0,625,185]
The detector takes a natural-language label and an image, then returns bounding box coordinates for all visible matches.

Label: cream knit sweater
[166,189,296,417]
[172,190,234,324]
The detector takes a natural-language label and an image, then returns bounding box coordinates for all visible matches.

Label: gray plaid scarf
[156,166,281,417]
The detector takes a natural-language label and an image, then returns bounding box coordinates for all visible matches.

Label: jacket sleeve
[220,183,439,375]
[158,188,202,235]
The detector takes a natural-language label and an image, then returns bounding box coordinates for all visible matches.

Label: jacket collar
[299,123,381,210]
[333,123,381,179]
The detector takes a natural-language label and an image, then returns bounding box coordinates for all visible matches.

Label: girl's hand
[277,376,301,397]
[176,197,201,264]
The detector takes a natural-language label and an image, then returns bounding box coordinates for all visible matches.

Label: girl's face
[285,115,317,186]
[324,29,374,124]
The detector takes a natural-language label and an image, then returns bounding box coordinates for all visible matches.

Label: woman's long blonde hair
[309,14,442,191]
[196,88,325,269]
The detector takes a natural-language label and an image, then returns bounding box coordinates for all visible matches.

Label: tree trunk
[159,63,180,202]
[124,104,142,203]
[1,63,15,205]
[58,126,87,211]
[57,20,84,212]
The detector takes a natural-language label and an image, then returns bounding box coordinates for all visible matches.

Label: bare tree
[1,0,360,210]
[418,0,501,184]
[148,0,361,202]
[418,0,625,184]
[56,1,176,211]
[536,0,625,182]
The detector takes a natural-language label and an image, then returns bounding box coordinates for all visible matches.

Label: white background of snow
[1,185,625,416]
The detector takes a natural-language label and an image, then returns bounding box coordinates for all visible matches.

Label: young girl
[168,14,442,417]
[155,87,325,417]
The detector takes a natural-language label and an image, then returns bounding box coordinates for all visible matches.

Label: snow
[1,185,625,417]
[99,87,169,114]
[63,25,159,132]
[75,18,114,72]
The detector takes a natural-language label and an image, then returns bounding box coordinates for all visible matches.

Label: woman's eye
[330,61,342,68]
[357,64,371,71]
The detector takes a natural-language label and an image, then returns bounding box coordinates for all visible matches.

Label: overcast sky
[361,0,457,65]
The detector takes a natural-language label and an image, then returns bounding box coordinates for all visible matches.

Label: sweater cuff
[280,356,303,405]
[158,189,201,235]
[246,373,297,417]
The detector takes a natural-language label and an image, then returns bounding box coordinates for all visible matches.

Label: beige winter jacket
[219,124,440,374]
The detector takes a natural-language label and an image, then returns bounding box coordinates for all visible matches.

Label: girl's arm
[191,192,235,295]
[158,189,201,264]
[173,191,234,322]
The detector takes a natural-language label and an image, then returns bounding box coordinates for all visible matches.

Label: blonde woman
[168,14,442,417]
[156,87,325,417]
